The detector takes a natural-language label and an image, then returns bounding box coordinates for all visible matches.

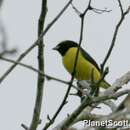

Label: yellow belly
[63,48,101,82]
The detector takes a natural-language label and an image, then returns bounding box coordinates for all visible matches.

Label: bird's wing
[80,48,100,71]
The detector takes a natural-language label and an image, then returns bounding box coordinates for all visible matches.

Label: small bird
[53,40,110,88]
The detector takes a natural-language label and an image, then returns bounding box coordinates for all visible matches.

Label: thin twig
[100,0,130,72]
[21,124,28,130]
[71,3,81,16]
[0,0,73,84]
[0,56,79,90]
[92,7,112,14]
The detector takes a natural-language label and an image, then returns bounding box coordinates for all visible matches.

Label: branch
[28,0,47,130]
[52,89,130,130]
[100,0,130,72]
[113,71,130,112]
[73,107,102,123]
[0,56,80,91]
[21,124,28,130]
[77,81,117,112]
[0,0,73,84]
[61,89,130,129]
[79,110,130,130]
[91,7,112,14]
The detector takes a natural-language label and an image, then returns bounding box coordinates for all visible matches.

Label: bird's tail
[100,80,111,89]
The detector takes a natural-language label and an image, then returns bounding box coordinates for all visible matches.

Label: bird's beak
[52,46,58,51]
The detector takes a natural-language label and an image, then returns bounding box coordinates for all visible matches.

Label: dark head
[53,40,78,56]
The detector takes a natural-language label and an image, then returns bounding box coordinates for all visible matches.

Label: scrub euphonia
[53,40,110,88]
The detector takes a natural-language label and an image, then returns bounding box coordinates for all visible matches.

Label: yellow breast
[63,47,101,82]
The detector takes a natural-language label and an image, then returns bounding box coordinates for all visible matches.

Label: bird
[53,40,110,89]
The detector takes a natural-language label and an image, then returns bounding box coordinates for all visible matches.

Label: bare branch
[61,89,130,129]
[28,0,47,130]
[0,0,73,84]
[21,124,29,130]
[0,56,80,91]
[71,3,81,16]
[92,7,112,14]
[100,0,130,72]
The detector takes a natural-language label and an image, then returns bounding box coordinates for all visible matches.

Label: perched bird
[53,40,110,88]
